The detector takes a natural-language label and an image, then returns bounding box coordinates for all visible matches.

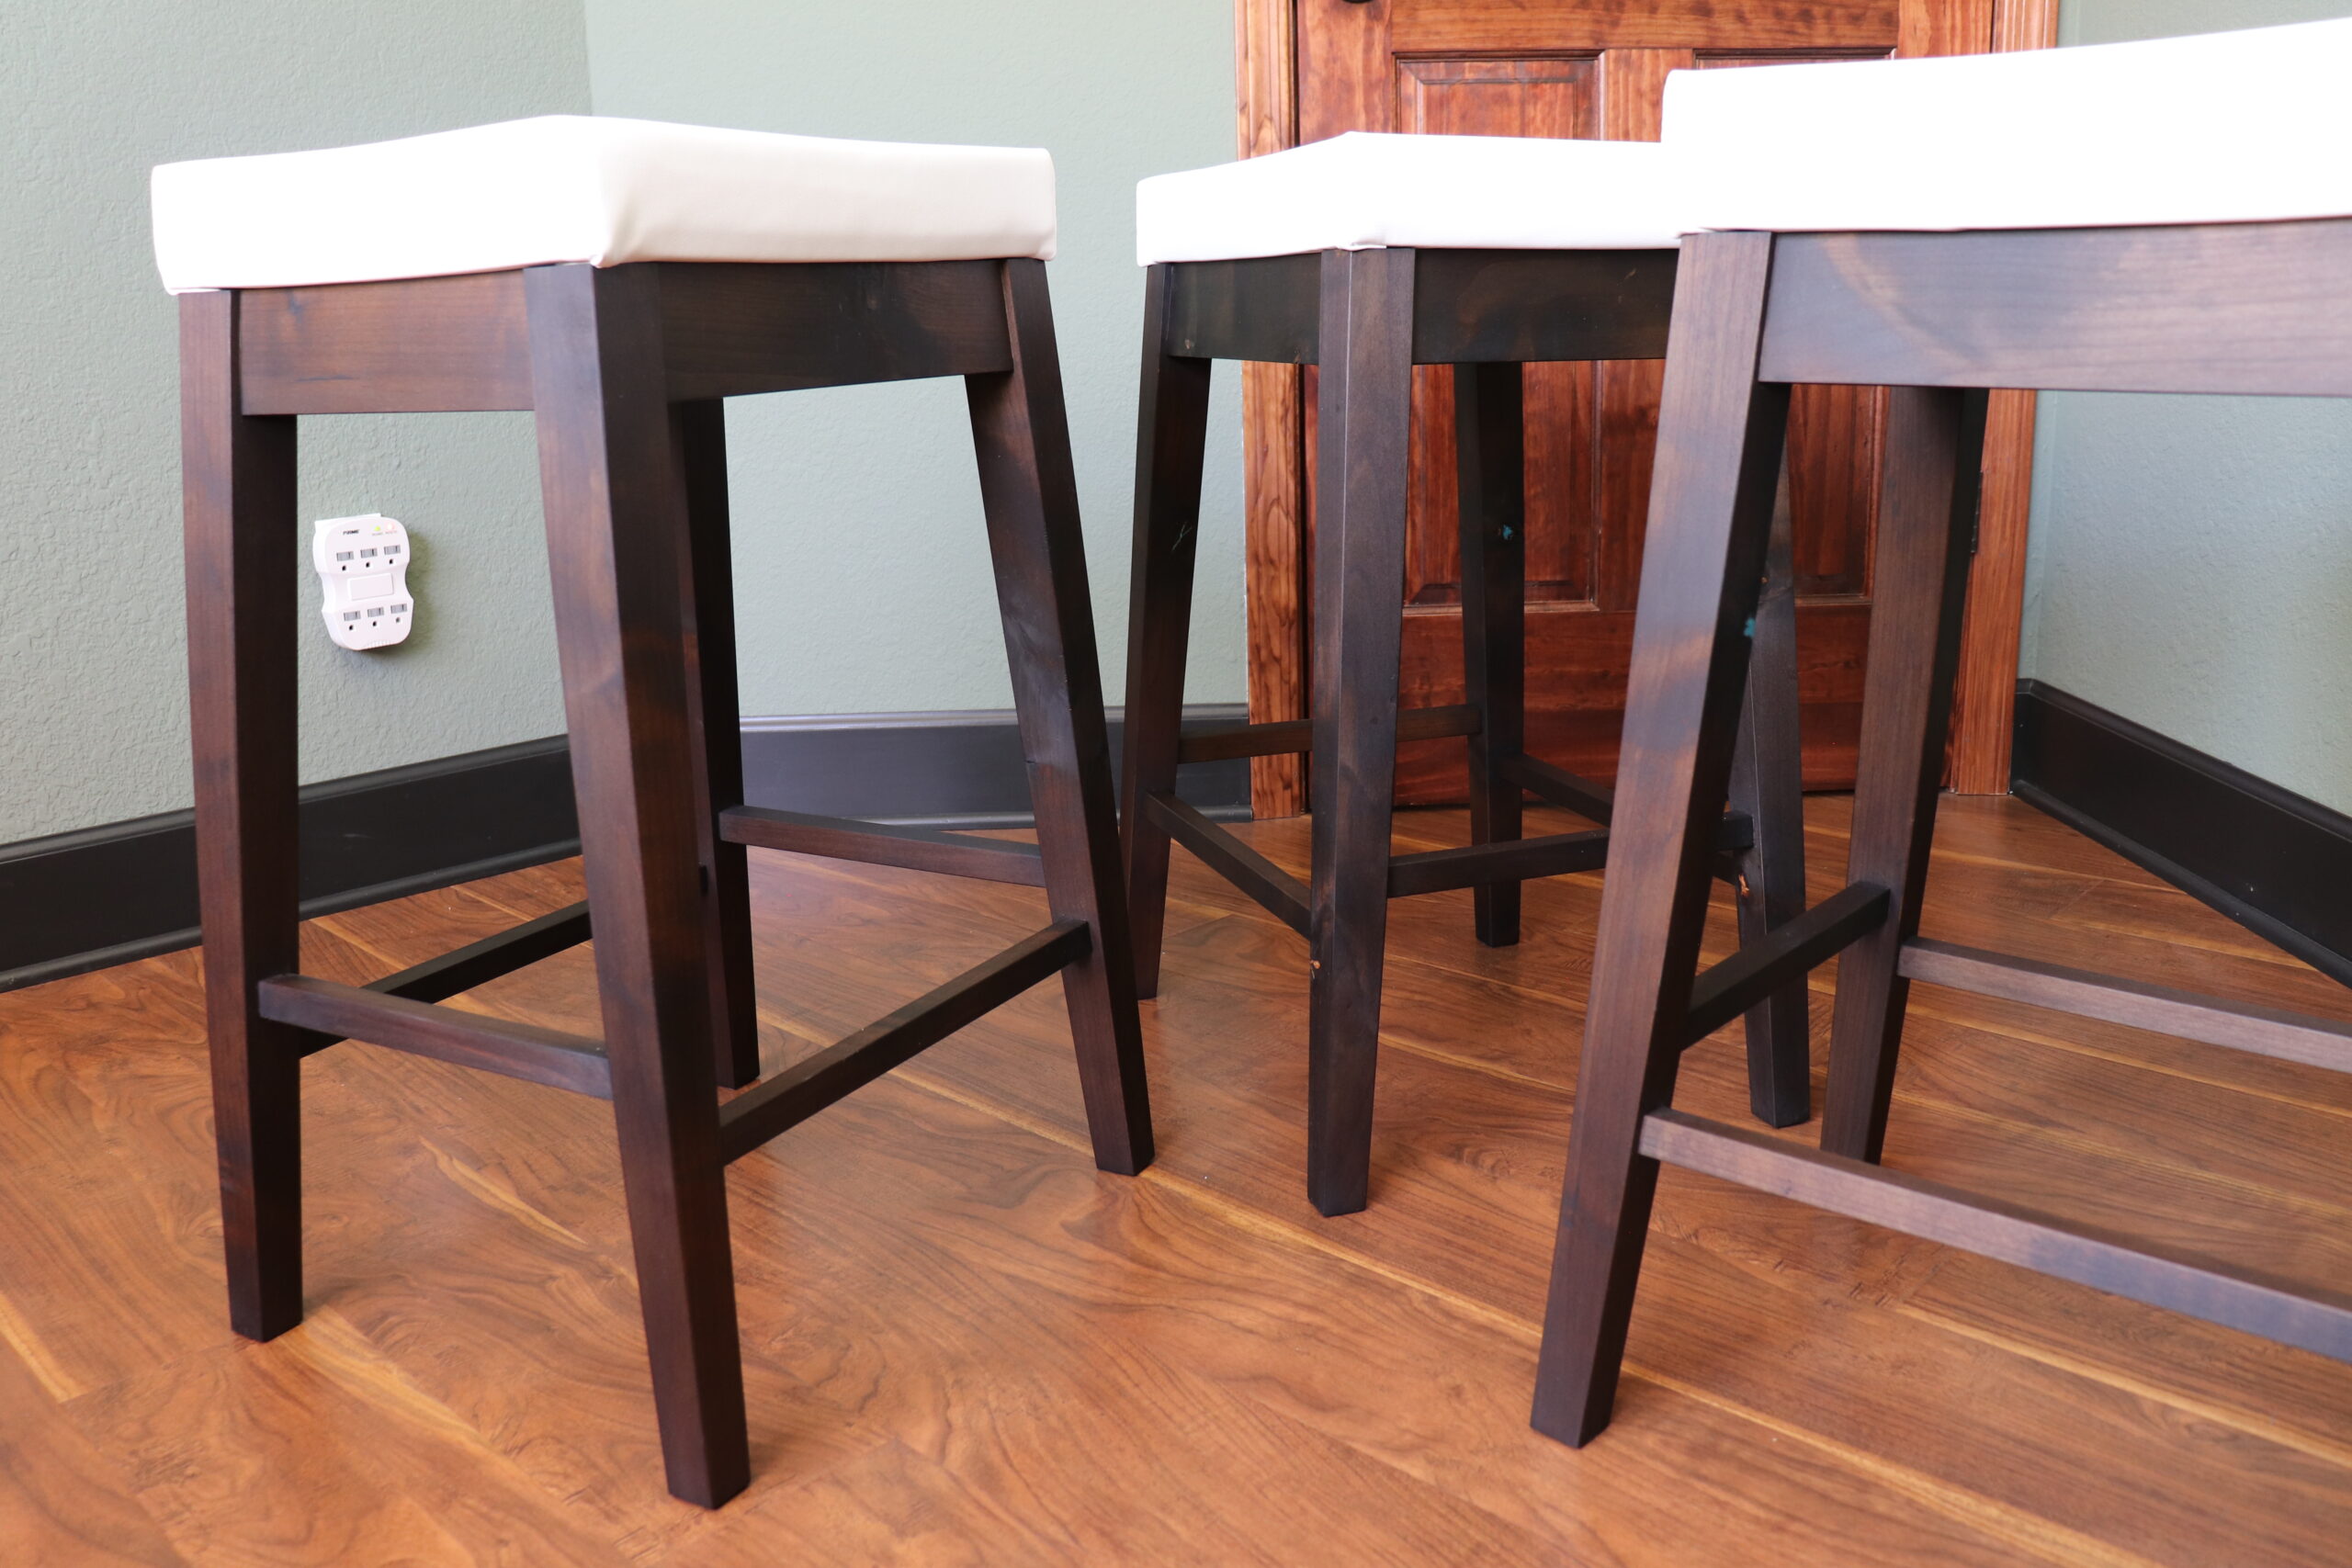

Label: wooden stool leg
[674,400,762,1089]
[526,264,749,1509]
[1457,361,1527,950]
[1818,388,1985,1163]
[1726,465,1811,1127]
[1532,232,1790,1445]
[1119,265,1215,1000]
[1306,246,1417,1218]
[968,259,1155,1176]
[184,289,306,1342]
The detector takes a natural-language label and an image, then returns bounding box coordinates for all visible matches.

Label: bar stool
[158,114,1153,1507]
[1534,21,2352,1448]
[1118,132,1815,1217]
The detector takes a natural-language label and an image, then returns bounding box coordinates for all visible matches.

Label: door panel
[1396,59,1600,610]
[1388,0,1902,53]
[1287,0,1996,804]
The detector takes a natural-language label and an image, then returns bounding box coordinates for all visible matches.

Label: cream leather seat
[1134,130,1690,264]
[1667,17,2352,233]
[152,115,1058,291]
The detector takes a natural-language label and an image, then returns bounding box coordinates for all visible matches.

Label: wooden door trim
[1947,0,2060,793]
[1230,0,2055,814]
[1237,0,1308,815]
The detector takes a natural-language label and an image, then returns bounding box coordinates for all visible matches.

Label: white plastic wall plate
[312,514,413,650]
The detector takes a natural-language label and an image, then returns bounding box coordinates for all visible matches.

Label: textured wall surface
[582,0,1246,718]
[0,2,588,841]
[2023,0,2352,810]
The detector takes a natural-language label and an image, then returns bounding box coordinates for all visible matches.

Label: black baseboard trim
[2010,680,2352,990]
[1,705,1252,995]
[1,738,582,996]
[739,704,1251,828]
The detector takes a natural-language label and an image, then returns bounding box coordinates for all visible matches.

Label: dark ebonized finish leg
[183,288,307,1343]
[1456,360,1528,950]
[675,399,762,1089]
[1306,246,1418,1218]
[526,262,750,1509]
[1818,388,1985,1163]
[968,259,1155,1177]
[1119,264,1215,1001]
[1726,468,1811,1127]
[1531,232,1791,1445]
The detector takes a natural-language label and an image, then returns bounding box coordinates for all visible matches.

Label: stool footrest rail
[719,806,1046,887]
[1146,794,1310,936]
[1175,704,1479,765]
[1387,830,1611,898]
[1680,881,1890,1048]
[291,901,596,1062]
[371,901,592,1008]
[259,975,613,1099]
[1497,752,1616,827]
[718,919,1090,1162]
[1901,939,2352,1077]
[1640,1108,2352,1363]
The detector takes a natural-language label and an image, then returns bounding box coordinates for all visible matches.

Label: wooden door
[1234,0,2052,815]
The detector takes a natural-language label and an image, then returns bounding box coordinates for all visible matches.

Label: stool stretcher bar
[1640,1109,2352,1363]
[717,920,1090,1162]
[1150,791,1758,919]
[1176,704,1480,765]
[291,901,594,1059]
[370,901,591,1006]
[258,975,613,1099]
[1146,793,1310,936]
[1386,830,1611,898]
[719,805,1046,887]
[1680,882,1890,1049]
[1901,939,2352,1077]
[1498,753,1616,827]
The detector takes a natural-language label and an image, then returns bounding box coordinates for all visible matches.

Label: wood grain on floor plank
[0,798,2346,1562]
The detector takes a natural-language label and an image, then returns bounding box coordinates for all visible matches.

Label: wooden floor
[5,795,2352,1564]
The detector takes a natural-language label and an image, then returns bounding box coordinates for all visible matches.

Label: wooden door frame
[1230,0,2058,816]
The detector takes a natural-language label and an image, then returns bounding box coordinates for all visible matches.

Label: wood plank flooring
[3,795,2349,1563]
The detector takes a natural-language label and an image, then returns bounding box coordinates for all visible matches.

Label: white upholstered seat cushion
[1135,132,1688,265]
[1667,18,2352,234]
[152,116,1057,292]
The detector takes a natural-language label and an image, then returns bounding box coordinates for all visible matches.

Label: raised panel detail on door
[1245,0,2044,817]
[1396,59,1600,611]
[1261,0,2012,811]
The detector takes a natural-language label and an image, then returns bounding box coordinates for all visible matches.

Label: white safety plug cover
[313,514,413,650]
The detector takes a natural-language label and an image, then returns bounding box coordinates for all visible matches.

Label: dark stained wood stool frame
[1532,220,2352,1449]
[1118,247,1814,1218]
[183,256,1154,1508]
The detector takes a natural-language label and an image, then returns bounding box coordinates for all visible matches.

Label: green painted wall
[34,0,2335,848]
[2025,0,2352,810]
[0,0,1240,849]
[0,1,588,842]
[580,0,1245,720]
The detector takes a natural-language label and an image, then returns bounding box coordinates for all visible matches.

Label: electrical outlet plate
[313,514,413,650]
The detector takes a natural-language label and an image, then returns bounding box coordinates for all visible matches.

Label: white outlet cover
[313,514,413,650]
